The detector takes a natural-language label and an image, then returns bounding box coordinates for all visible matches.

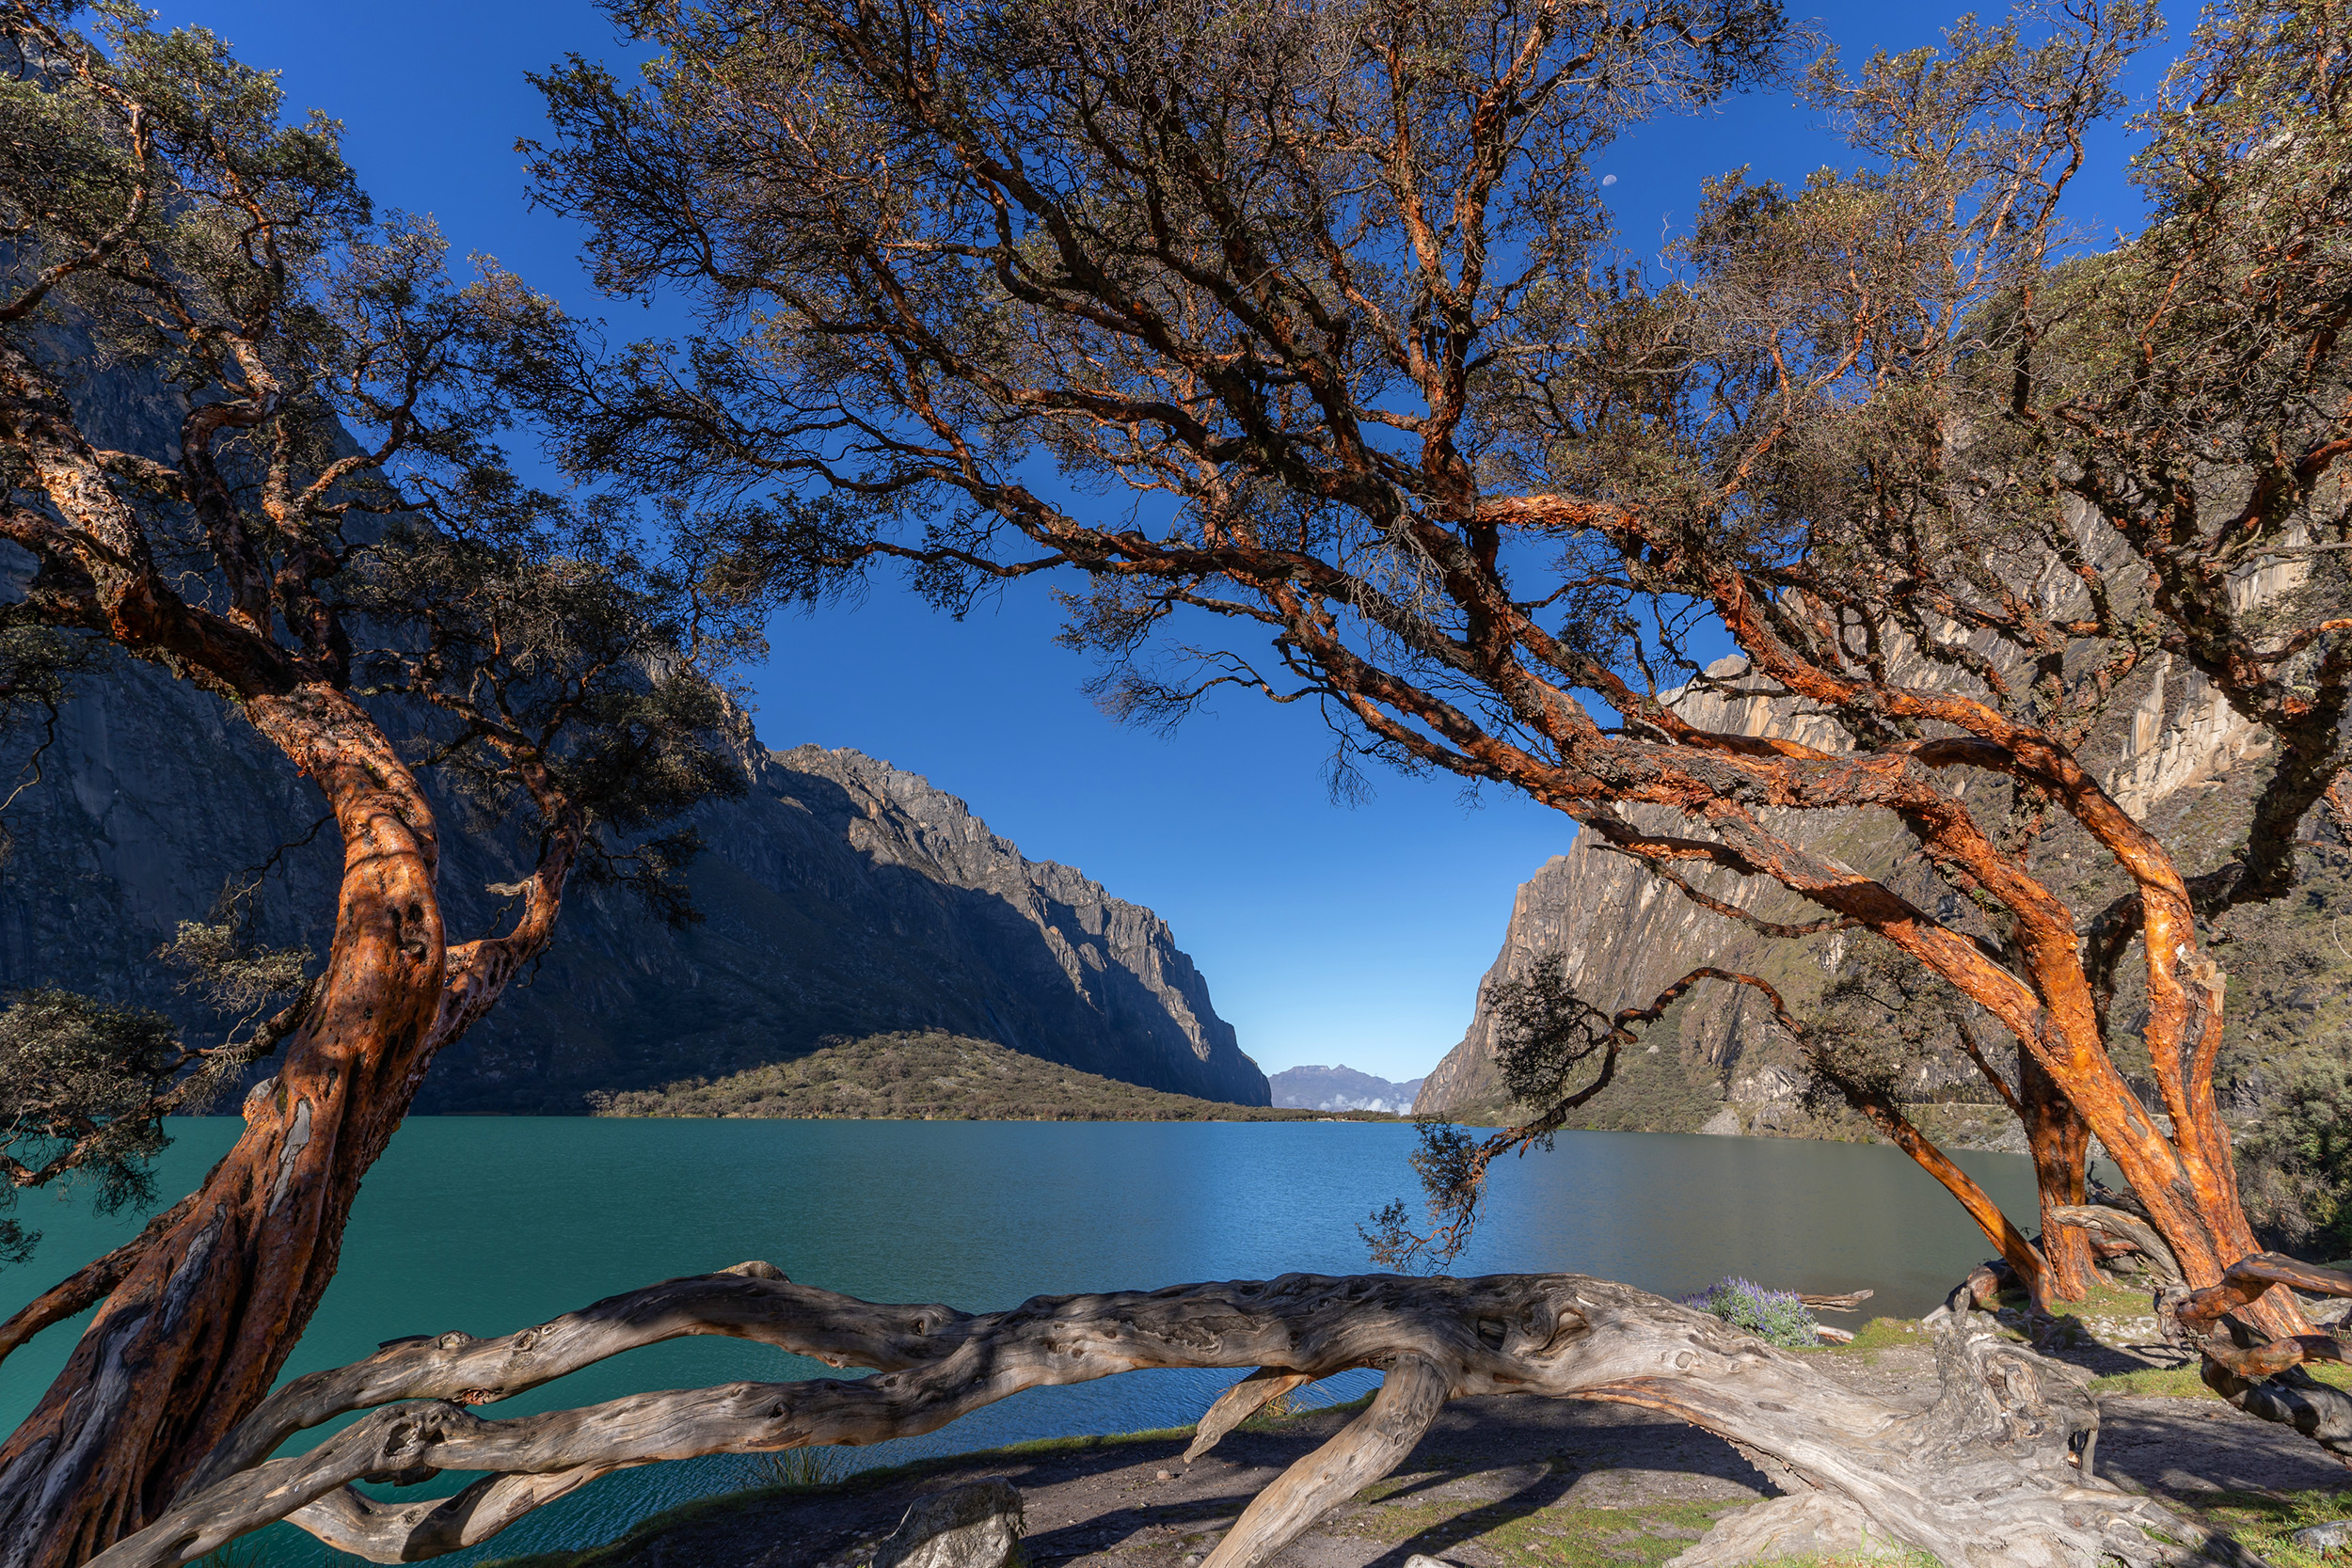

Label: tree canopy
[0,4,761,1556]
[516,0,2351,1320]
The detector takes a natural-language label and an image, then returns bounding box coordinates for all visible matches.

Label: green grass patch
[2173,1488,2352,1567]
[1801,1317,1931,1356]
[2090,1359,2352,1401]
[1238,1388,1374,1433]
[1341,1491,1748,1567]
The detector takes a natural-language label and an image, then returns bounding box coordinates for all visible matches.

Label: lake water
[0,1118,2036,1563]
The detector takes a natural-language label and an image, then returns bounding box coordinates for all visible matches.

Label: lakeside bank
[475,1316,2352,1568]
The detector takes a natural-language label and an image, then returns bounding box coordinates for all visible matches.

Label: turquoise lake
[0,1118,2038,1563]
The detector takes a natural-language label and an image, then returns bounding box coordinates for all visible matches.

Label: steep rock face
[0,653,1268,1112]
[439,741,1267,1112]
[1,318,1263,1109]
[1417,644,2274,1122]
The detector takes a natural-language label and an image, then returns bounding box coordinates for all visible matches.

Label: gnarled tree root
[94,1268,2259,1568]
[2161,1254,2352,1461]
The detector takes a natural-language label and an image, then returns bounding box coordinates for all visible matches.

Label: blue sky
[153,1,2180,1084]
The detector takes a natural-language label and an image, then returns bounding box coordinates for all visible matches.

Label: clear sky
[151,1,2180,1084]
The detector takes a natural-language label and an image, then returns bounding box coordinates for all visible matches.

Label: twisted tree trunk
[2022,1057,2103,1303]
[94,1267,2257,1568]
[0,690,578,1568]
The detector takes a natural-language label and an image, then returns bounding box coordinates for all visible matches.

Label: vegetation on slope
[587,1032,1397,1122]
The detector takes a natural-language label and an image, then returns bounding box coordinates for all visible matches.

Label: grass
[1239,1388,1371,1432]
[1338,1482,1938,1567]
[1342,1492,1749,1567]
[1800,1316,1931,1355]
[2090,1359,2352,1400]
[2169,1489,2352,1567]
[739,1444,850,1489]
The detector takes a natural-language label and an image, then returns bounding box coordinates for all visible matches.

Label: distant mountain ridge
[1270,1065,1425,1114]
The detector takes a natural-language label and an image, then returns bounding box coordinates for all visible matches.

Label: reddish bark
[2019,1056,2103,1303]
[0,688,581,1566]
[0,115,588,1550]
[1850,1096,2050,1307]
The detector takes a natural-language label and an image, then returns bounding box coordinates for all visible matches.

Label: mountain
[1415,643,2341,1139]
[1269,1065,1425,1114]
[0,639,1269,1113]
[0,304,1268,1113]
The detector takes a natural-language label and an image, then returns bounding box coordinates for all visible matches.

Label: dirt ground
[491,1331,2352,1568]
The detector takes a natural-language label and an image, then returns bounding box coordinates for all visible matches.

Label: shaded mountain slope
[0,643,1268,1113]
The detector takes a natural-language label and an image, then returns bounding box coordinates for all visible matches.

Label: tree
[517,0,2351,1336]
[59,1261,2283,1566]
[0,6,753,1560]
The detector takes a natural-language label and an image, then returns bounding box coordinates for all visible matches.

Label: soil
[485,1323,2352,1568]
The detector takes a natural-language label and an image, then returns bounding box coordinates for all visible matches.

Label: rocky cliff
[0,642,1269,1112]
[0,304,1266,1113]
[1415,643,2303,1130]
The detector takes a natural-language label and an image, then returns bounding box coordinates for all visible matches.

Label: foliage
[0,8,778,1538]
[0,889,313,1268]
[2237,1062,2352,1259]
[1367,961,1796,1270]
[0,0,759,1265]
[588,1030,1391,1123]
[1801,945,1966,1116]
[740,1444,847,1490]
[1487,958,1620,1114]
[0,990,177,1264]
[511,0,2352,1307]
[1684,1278,1820,1348]
[0,617,94,854]
[1365,956,1656,1272]
[2170,1490,2352,1568]
[1361,1120,1490,1275]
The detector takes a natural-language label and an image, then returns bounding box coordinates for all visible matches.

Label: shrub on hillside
[2238,1061,2352,1260]
[1686,1278,1819,1348]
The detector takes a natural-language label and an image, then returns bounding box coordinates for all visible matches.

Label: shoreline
[478,1324,2352,1568]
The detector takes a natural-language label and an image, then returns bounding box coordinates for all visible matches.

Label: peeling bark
[2022,1057,2102,1303]
[96,1269,2254,1568]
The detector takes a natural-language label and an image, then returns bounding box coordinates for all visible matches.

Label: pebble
[1155,1470,1173,1481]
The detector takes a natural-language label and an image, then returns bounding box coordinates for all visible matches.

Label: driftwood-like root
[2150,1255,2352,1461]
[94,1270,2259,1568]
[2047,1205,2185,1287]
[1202,1355,1447,1568]
[285,1466,615,1558]
[1185,1368,1315,1462]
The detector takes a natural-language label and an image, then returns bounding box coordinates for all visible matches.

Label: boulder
[871,1478,1025,1568]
